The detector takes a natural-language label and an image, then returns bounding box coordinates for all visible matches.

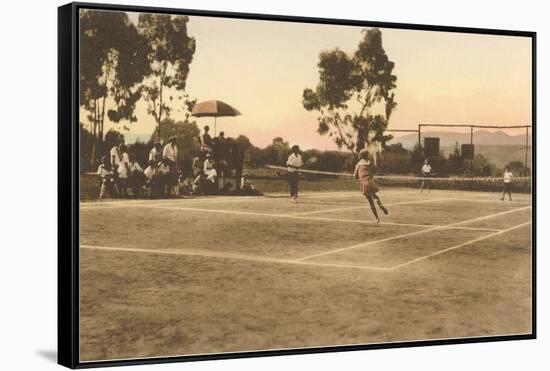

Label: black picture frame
[58,2,537,368]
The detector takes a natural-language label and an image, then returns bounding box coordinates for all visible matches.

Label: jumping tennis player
[354,149,388,223]
[286,145,304,203]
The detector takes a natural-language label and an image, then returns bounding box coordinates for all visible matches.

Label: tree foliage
[138,14,197,139]
[380,143,412,174]
[303,28,397,155]
[79,124,96,172]
[506,161,530,176]
[262,137,291,166]
[104,129,125,150]
[448,142,464,174]
[80,10,150,168]
[80,10,150,140]
[472,154,494,176]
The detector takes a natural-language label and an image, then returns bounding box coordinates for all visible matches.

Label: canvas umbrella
[191,100,241,136]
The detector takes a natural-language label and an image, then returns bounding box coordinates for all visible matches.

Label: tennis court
[79,188,532,361]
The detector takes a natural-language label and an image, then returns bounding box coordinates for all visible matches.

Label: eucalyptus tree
[80,9,149,164]
[138,13,196,140]
[303,28,397,156]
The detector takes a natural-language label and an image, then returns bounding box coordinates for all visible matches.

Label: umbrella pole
[214,116,217,137]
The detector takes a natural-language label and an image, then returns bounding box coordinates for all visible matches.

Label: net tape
[266,165,531,182]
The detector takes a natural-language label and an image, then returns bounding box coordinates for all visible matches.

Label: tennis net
[265,165,532,193]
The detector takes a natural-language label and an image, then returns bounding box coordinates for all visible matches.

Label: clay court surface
[79,188,532,361]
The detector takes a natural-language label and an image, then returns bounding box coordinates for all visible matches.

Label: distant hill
[441,145,531,168]
[123,132,151,144]
[393,130,531,149]
[391,130,532,168]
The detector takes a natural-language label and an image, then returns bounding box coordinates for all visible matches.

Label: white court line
[80,196,260,208]
[264,193,398,199]
[79,212,531,273]
[292,192,414,200]
[80,194,397,210]
[450,206,531,226]
[443,196,531,204]
[80,220,531,272]
[295,228,449,262]
[80,244,391,271]
[293,197,457,216]
[81,190,531,209]
[131,204,501,232]
[80,192,366,209]
[81,191,365,207]
[265,191,421,200]
[389,221,532,270]
[296,205,531,261]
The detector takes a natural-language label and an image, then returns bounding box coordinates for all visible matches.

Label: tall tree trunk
[333,118,355,154]
[89,99,99,168]
[100,93,107,141]
[98,61,112,143]
[157,96,162,141]
[157,64,167,141]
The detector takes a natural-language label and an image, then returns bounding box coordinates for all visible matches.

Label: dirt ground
[79,188,532,361]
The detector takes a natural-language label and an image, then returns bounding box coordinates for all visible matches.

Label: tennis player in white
[501,166,514,201]
[420,158,432,193]
[286,145,304,203]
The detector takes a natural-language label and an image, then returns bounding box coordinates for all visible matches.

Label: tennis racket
[285,156,317,170]
[305,156,318,166]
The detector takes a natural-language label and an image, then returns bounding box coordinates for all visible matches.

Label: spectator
[157,158,171,196]
[149,142,162,162]
[214,131,229,186]
[214,131,227,156]
[97,155,118,200]
[188,157,204,194]
[117,144,130,197]
[163,136,179,196]
[240,174,257,194]
[203,153,217,185]
[200,125,213,157]
[110,138,124,171]
[144,160,161,197]
[192,157,202,177]
[128,155,145,197]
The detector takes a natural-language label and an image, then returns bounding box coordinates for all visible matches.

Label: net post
[470,125,474,189]
[525,126,529,175]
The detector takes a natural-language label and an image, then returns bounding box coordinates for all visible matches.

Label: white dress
[117,152,130,179]
[204,159,217,182]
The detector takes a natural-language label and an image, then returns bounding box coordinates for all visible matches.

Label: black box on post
[424,137,440,157]
[461,144,475,160]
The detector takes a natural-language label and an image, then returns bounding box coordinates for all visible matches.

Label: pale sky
[85,11,532,150]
